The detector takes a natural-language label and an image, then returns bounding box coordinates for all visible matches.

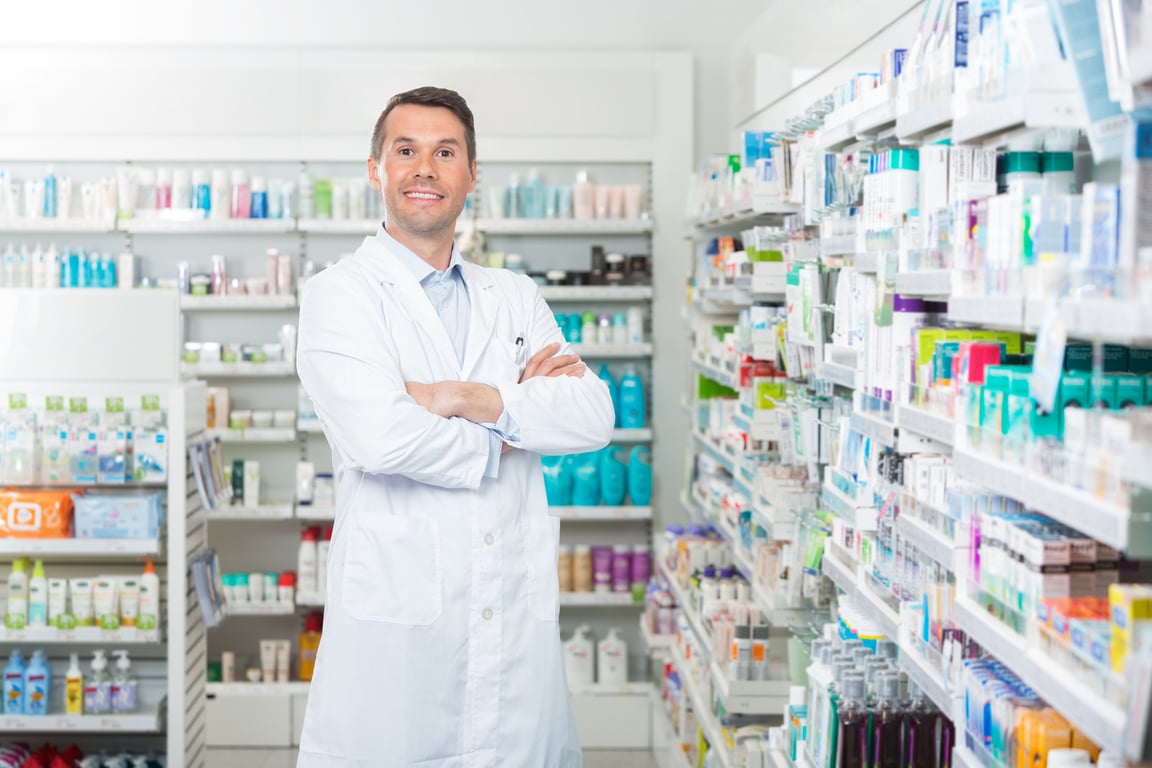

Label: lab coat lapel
[460,262,497,381]
[356,237,459,376]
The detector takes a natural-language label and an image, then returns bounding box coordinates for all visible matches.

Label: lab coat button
[482,608,493,620]
[484,532,495,546]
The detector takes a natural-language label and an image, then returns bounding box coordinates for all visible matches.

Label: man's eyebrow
[390,136,461,146]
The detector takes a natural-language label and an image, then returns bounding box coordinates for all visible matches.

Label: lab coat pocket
[524,513,561,622]
[343,516,442,625]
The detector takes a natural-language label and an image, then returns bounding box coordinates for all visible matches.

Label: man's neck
[385,224,455,272]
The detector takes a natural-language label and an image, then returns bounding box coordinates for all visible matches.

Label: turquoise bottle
[599,447,627,506]
[23,650,50,716]
[627,446,652,505]
[618,364,646,429]
[598,365,620,428]
[2,650,26,715]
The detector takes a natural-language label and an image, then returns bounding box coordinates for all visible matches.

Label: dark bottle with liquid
[872,674,903,768]
[903,682,940,768]
[836,674,870,768]
[938,711,955,768]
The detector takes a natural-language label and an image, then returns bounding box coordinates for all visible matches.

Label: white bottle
[137,558,160,632]
[316,526,331,596]
[563,625,595,689]
[596,628,628,686]
[573,170,594,220]
[297,527,319,597]
[27,559,47,627]
[5,559,29,630]
[626,307,644,344]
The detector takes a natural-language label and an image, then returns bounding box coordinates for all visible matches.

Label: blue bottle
[598,365,620,428]
[555,314,570,343]
[627,446,653,505]
[571,452,602,506]
[524,169,545,218]
[567,313,583,343]
[618,364,646,429]
[541,455,573,506]
[23,650,49,715]
[44,166,57,218]
[599,447,627,506]
[3,651,26,715]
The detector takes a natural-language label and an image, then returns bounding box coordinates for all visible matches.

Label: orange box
[0,490,75,538]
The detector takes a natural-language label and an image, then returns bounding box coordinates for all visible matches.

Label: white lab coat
[294,234,615,768]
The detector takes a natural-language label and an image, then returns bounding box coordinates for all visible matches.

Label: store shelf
[0,538,160,557]
[552,506,652,521]
[816,361,860,390]
[822,552,899,639]
[820,484,877,532]
[854,100,899,137]
[296,218,378,234]
[896,514,956,567]
[297,420,323,434]
[207,682,311,697]
[660,562,712,658]
[612,428,652,442]
[849,409,896,448]
[0,712,160,733]
[120,218,295,234]
[207,427,298,443]
[894,270,952,298]
[538,285,653,302]
[224,602,295,616]
[895,97,954,143]
[572,343,653,358]
[710,661,791,716]
[669,645,732,768]
[559,592,640,607]
[1060,298,1152,344]
[955,596,1125,752]
[700,287,753,308]
[952,446,1148,555]
[693,432,735,475]
[295,505,335,521]
[473,217,652,235]
[181,361,296,378]
[206,503,295,521]
[0,217,117,233]
[895,403,955,447]
[947,295,1025,331]
[179,294,298,311]
[751,582,812,628]
[954,746,984,768]
[296,592,325,608]
[897,639,953,716]
[569,682,652,697]
[692,198,800,231]
[640,617,675,653]
[0,626,161,644]
[819,117,859,152]
[692,357,737,388]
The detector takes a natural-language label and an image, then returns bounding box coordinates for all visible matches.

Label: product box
[1128,348,1152,375]
[1109,583,1152,673]
[1064,344,1093,372]
[1092,376,1118,409]
[1060,372,1091,409]
[72,492,163,540]
[132,429,168,483]
[1114,374,1145,408]
[0,489,74,538]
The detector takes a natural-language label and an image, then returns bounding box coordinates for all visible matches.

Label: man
[295,86,615,767]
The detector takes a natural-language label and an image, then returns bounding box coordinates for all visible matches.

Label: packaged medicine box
[72,492,163,540]
[1109,583,1152,673]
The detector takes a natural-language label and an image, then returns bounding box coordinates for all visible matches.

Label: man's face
[369,104,476,237]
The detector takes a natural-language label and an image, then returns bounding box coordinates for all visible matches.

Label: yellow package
[1109,583,1152,673]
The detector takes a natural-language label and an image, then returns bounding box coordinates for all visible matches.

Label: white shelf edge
[0,538,160,556]
[295,505,335,521]
[179,295,298,311]
[0,626,162,644]
[207,681,311,697]
[660,562,713,659]
[552,506,653,521]
[296,218,378,234]
[612,428,652,442]
[897,638,954,715]
[896,514,957,567]
[224,602,296,616]
[0,218,118,233]
[893,270,952,298]
[472,217,652,234]
[849,409,896,448]
[817,361,860,390]
[181,362,296,378]
[571,343,653,358]
[895,403,956,448]
[0,711,159,733]
[822,552,899,639]
[120,218,295,234]
[558,592,640,607]
[669,645,733,768]
[206,427,298,443]
[538,286,653,301]
[206,503,295,521]
[296,593,325,608]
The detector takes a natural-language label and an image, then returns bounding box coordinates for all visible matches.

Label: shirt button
[484,532,495,546]
[482,608,493,620]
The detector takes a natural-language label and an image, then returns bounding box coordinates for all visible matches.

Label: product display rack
[0,289,208,766]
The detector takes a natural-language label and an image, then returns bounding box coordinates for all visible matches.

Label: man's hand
[520,342,587,383]
[404,381,459,419]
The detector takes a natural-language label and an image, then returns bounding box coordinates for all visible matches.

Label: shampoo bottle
[596,628,628,685]
[541,455,574,506]
[599,447,627,506]
[27,560,47,627]
[111,651,137,713]
[2,650,25,714]
[597,365,620,428]
[563,625,594,688]
[573,170,594,220]
[23,650,50,715]
[83,650,111,714]
[65,653,83,715]
[298,612,323,682]
[524,169,544,219]
[5,559,28,630]
[618,365,646,429]
[571,452,602,506]
[627,446,652,506]
[297,527,319,598]
[138,558,160,632]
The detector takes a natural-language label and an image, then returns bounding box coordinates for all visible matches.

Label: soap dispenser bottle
[2,650,26,714]
[563,625,594,688]
[627,446,652,506]
[597,365,620,427]
[596,628,628,686]
[83,650,111,714]
[618,364,646,429]
[23,650,50,715]
[598,447,628,507]
[111,650,137,713]
[138,558,160,632]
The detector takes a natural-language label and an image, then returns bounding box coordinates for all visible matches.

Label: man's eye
[437,150,453,158]
[398,148,413,156]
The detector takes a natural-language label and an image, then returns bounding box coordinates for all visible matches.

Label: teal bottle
[598,365,620,428]
[627,446,652,505]
[599,447,627,506]
[2,650,26,715]
[618,364,646,429]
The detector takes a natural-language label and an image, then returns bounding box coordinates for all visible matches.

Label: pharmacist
[296,87,615,768]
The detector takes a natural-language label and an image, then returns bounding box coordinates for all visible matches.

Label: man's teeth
[406,192,441,199]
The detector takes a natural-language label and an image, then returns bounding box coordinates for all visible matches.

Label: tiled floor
[205,748,659,768]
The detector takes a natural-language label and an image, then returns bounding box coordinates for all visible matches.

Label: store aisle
[205,748,660,767]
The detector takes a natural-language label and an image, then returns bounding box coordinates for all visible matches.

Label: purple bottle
[611,546,631,593]
[631,545,651,591]
[592,547,613,593]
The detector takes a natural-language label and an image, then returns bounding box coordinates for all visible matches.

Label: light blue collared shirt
[377,226,517,478]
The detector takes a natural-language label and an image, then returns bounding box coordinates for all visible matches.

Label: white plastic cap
[251,176,267,192]
[157,168,172,185]
[114,650,130,670]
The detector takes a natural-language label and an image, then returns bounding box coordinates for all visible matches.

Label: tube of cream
[69,578,94,627]
[259,639,277,685]
[275,640,290,683]
[94,577,118,630]
[119,577,140,628]
[47,579,68,629]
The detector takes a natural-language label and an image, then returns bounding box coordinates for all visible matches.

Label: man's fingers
[536,354,581,376]
[525,342,561,371]
[548,362,587,378]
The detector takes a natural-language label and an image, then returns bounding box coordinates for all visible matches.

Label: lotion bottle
[563,625,594,688]
[596,628,628,685]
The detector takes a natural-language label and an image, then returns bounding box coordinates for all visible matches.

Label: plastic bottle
[599,447,627,506]
[573,170,594,220]
[597,364,620,428]
[23,650,50,715]
[298,612,323,682]
[297,527,319,597]
[2,650,26,714]
[563,625,594,688]
[541,455,573,506]
[571,452,602,506]
[6,559,29,630]
[43,166,57,218]
[297,168,315,219]
[903,682,939,768]
[111,651,137,712]
[250,176,268,219]
[83,650,111,714]
[230,169,251,219]
[65,653,83,715]
[316,526,332,597]
[138,558,160,632]
[627,446,652,505]
[523,168,544,219]
[506,174,522,219]
[596,628,628,685]
[618,364,647,429]
[27,560,47,627]
[155,168,172,209]
[871,674,902,768]
[836,675,869,768]
[580,312,597,344]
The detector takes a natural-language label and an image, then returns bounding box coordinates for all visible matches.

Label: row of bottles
[805,638,954,768]
[2,649,137,716]
[562,626,627,687]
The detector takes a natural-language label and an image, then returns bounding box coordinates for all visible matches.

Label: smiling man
[294,87,615,767]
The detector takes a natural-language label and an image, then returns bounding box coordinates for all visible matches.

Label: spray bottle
[65,653,83,715]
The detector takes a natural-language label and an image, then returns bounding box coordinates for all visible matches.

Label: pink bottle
[230,169,251,219]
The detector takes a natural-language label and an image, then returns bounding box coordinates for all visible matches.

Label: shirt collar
[376,225,464,285]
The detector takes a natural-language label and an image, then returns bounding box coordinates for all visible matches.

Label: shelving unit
[180,295,298,311]
[559,592,640,607]
[181,361,296,378]
[206,427,298,443]
[0,626,163,644]
[0,538,162,557]
[552,506,653,521]
[120,218,295,234]
[0,713,161,733]
[206,504,295,521]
